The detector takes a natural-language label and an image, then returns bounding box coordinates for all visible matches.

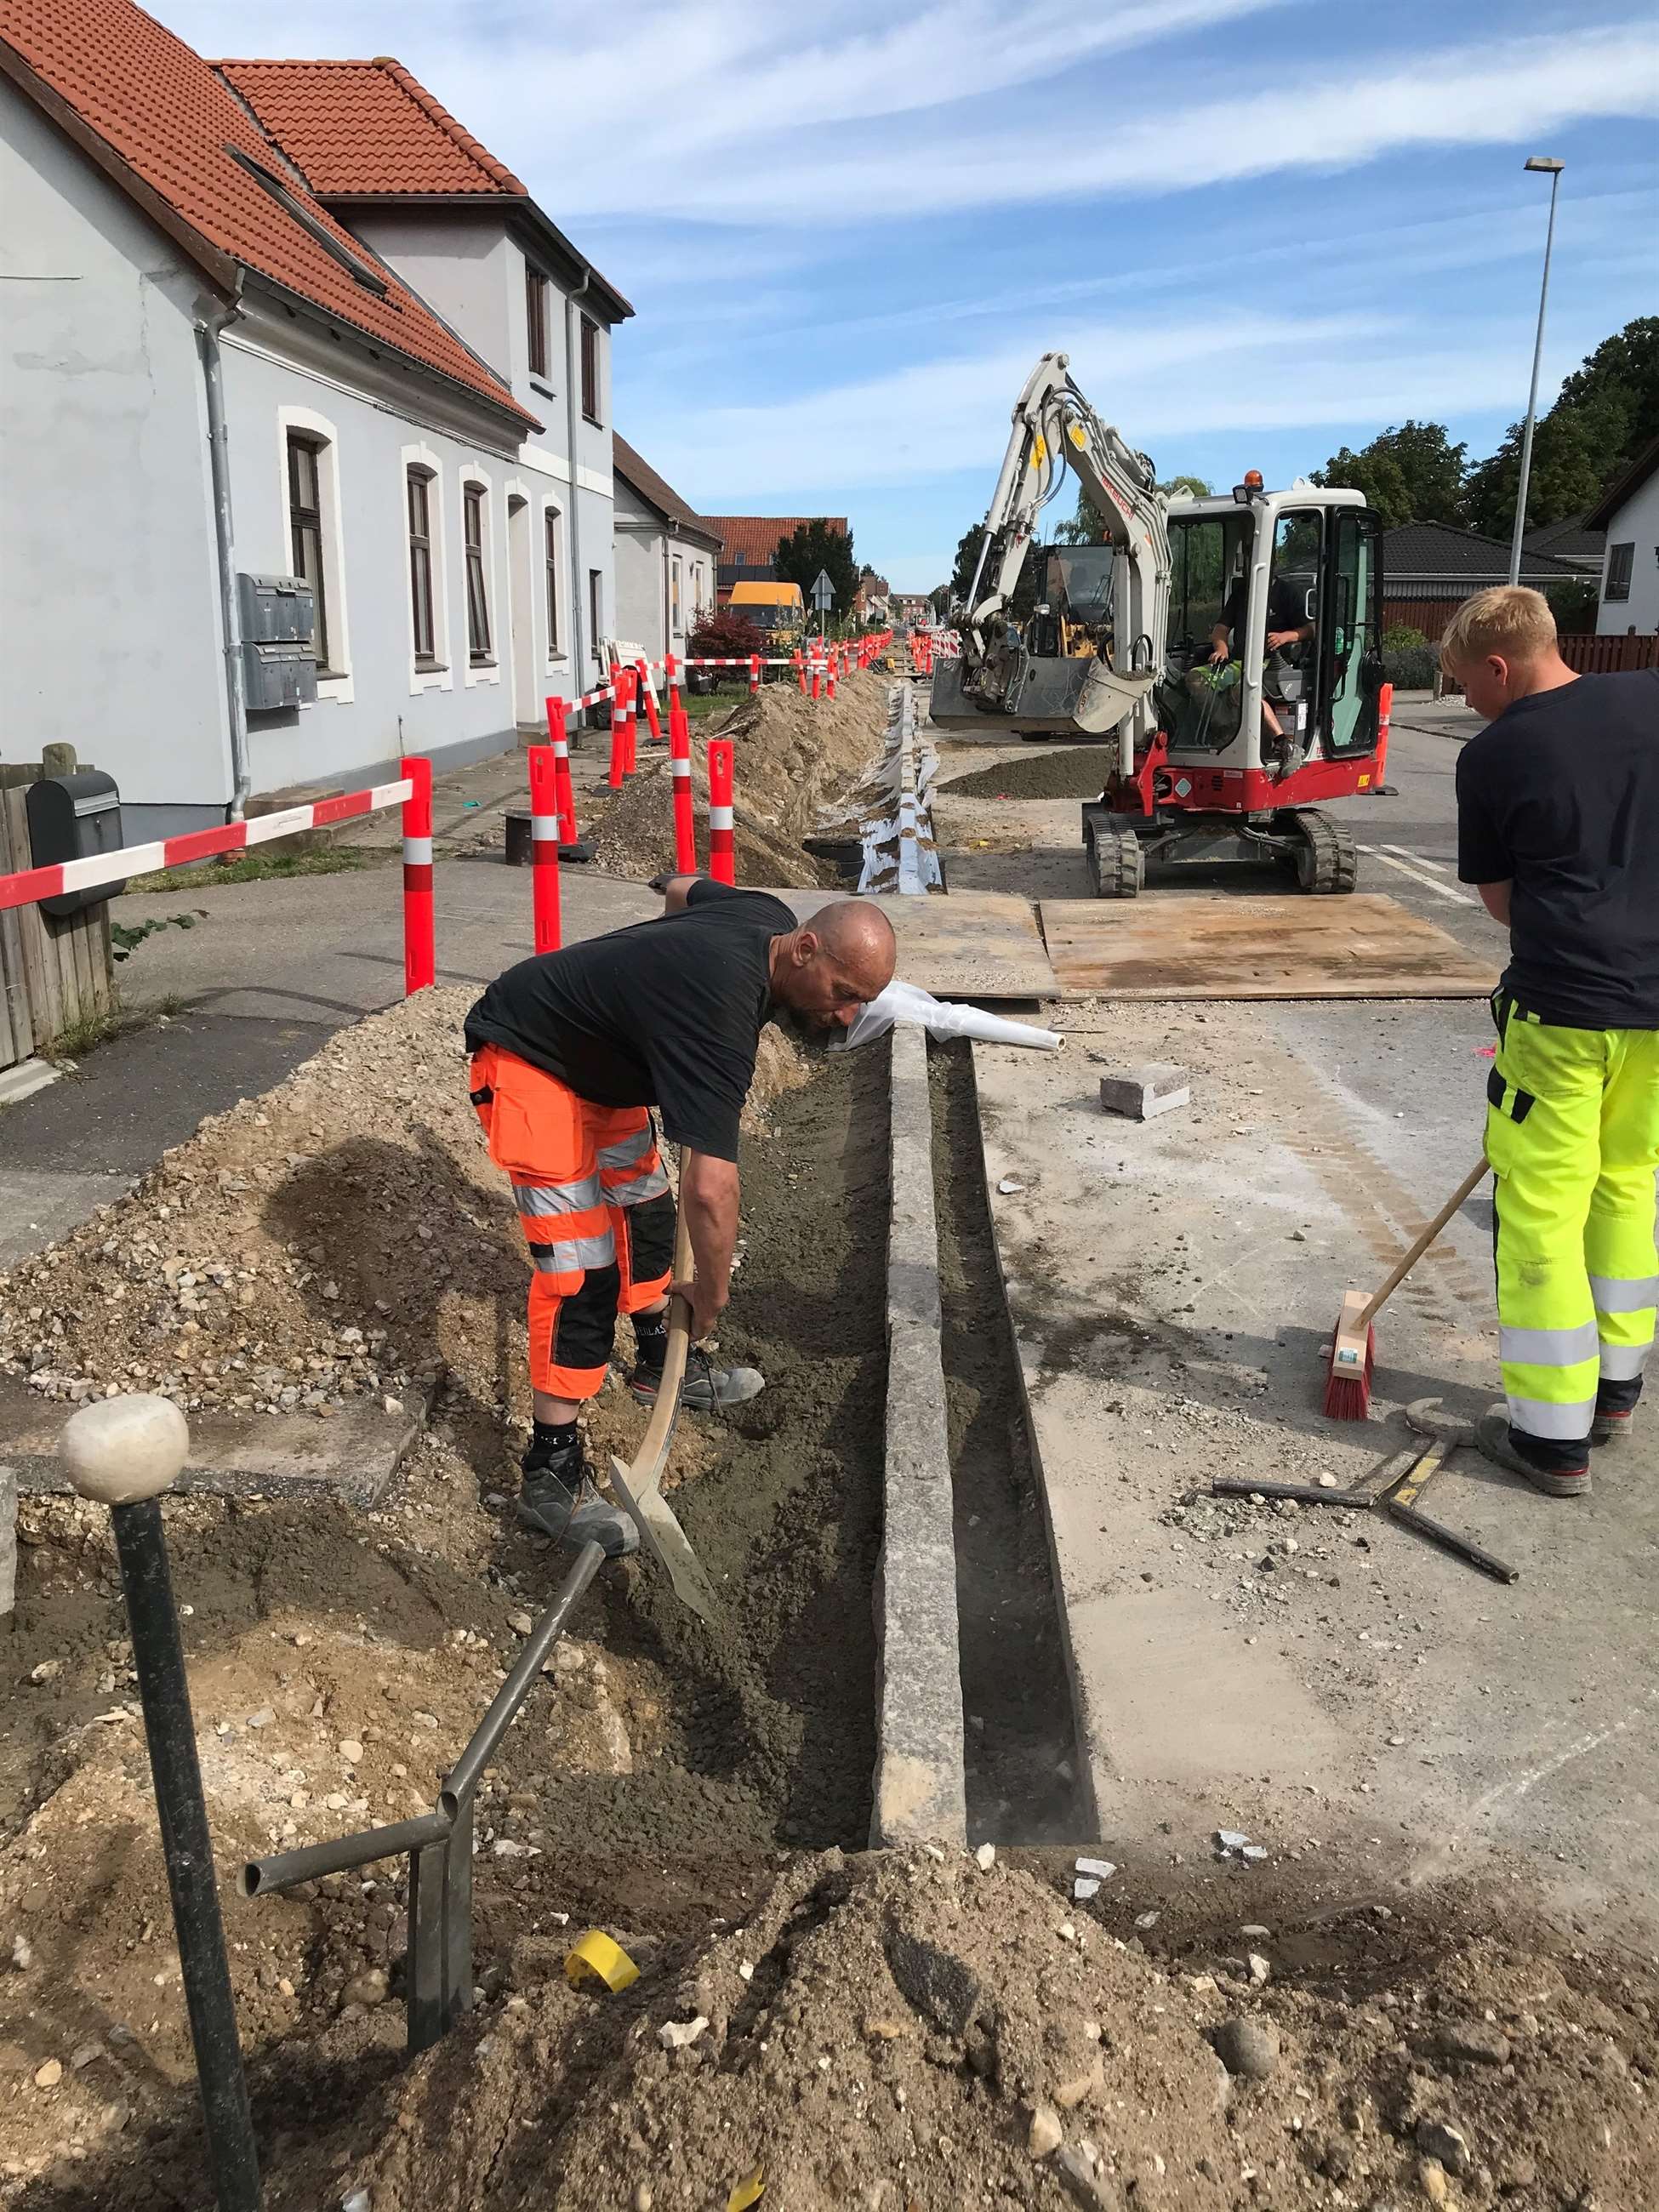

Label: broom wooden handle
[1358,1157,1488,1331]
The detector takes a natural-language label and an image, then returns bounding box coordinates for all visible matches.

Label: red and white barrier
[635,658,664,745]
[607,671,630,790]
[0,775,413,916]
[708,739,736,886]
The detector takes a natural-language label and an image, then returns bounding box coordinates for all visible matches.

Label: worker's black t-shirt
[1221,574,1305,645]
[1456,670,1659,1028]
[464,881,796,1160]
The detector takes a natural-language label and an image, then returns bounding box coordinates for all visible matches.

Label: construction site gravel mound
[587,671,892,887]
[944,746,1115,801]
[19,1845,1656,2211]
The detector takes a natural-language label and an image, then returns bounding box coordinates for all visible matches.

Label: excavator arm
[956,351,1171,771]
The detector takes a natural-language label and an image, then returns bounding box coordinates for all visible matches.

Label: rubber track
[1288,807,1358,894]
[1086,815,1143,899]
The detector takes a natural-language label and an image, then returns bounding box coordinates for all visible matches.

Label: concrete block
[1097,1062,1190,1120]
[872,1021,967,1849]
[0,1059,63,1110]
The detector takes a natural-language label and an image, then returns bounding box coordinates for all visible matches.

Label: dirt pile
[0,1046,890,2203]
[0,989,812,1422]
[587,671,892,886]
[945,746,1115,801]
[20,1846,1656,2211]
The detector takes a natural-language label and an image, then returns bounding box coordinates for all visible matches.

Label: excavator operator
[1209,571,1314,738]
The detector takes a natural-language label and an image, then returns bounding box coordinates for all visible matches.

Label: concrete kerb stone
[871,1021,968,1848]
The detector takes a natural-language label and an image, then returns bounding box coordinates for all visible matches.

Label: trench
[527,1045,891,1901]
[927,1038,1088,1842]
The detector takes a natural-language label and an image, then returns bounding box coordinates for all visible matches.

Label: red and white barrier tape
[0,777,413,915]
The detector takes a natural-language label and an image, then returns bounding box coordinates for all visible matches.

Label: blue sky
[167,2,1659,590]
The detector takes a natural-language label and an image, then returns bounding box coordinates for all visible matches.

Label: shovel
[607,1154,720,1620]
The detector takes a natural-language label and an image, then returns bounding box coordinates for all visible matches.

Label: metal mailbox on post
[26,770,124,917]
[237,573,317,711]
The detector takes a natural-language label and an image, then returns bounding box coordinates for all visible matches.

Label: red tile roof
[219,56,527,198]
[0,0,534,427]
[704,515,848,567]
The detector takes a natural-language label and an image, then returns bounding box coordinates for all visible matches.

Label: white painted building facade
[1589,440,1659,636]
[0,21,632,835]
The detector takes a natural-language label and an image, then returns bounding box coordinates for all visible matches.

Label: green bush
[1382,624,1428,652]
[1382,641,1440,691]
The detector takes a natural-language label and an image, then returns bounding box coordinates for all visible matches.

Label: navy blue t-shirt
[1457,669,1659,1028]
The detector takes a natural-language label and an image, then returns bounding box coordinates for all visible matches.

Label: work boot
[1474,1411,1590,1499]
[516,1433,637,1557]
[1591,1405,1636,1447]
[628,1348,765,1412]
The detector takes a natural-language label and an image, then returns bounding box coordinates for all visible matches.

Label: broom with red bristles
[1324,1158,1490,1418]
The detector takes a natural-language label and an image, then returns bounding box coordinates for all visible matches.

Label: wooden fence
[1559,632,1659,675]
[0,747,117,1075]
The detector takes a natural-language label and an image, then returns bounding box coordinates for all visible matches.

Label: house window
[670,556,682,634]
[287,431,331,670]
[580,315,601,424]
[526,267,550,381]
[465,482,492,662]
[544,507,562,653]
[1605,542,1634,603]
[408,467,437,664]
[589,567,604,661]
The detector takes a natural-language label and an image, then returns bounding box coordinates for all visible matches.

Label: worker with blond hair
[1448,585,1659,1497]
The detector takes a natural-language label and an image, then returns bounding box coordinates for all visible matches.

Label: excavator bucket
[926,658,989,731]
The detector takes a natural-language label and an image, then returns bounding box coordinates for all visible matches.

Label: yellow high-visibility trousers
[1485,994,1659,1467]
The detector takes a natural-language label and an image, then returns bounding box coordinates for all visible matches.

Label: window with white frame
[408,467,438,664]
[589,568,604,663]
[670,555,682,634]
[279,408,351,695]
[464,479,493,664]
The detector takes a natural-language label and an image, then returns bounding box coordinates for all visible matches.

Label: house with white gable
[1586,435,1659,639]
[0,3,632,835]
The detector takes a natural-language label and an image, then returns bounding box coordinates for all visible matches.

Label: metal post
[1509,160,1563,587]
[61,1397,260,2212]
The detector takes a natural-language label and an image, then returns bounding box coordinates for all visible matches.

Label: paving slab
[971,1001,1659,1940]
[0,1374,430,1509]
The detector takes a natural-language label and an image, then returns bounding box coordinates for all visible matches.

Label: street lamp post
[1508,156,1565,588]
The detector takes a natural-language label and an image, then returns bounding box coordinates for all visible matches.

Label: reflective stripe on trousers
[597,1125,670,1205]
[1485,1001,1659,1458]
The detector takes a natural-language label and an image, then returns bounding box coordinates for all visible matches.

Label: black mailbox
[26,770,125,918]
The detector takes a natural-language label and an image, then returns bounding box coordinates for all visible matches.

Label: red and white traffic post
[708,739,736,886]
[527,745,562,953]
[667,661,697,876]
[607,670,628,790]
[749,653,761,697]
[544,695,579,848]
[635,658,664,746]
[401,755,436,995]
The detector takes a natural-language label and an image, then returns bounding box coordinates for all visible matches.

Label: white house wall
[1597,476,1659,635]
[0,79,231,825]
[221,321,545,794]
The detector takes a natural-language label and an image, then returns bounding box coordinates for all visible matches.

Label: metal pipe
[239,1809,453,1898]
[114,1497,261,2211]
[196,295,251,821]
[1508,161,1564,588]
[439,1540,602,1817]
[565,269,593,694]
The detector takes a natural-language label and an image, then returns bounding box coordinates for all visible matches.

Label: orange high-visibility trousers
[468,1045,674,1399]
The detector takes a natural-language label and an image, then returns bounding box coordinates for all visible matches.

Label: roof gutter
[195,284,251,818]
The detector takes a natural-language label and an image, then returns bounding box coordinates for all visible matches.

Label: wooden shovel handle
[1359,1157,1488,1331]
[627,1153,695,1489]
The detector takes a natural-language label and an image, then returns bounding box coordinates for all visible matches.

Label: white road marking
[1382,842,1447,873]
[1360,846,1479,907]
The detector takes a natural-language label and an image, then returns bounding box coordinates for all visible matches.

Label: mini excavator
[931,352,1389,896]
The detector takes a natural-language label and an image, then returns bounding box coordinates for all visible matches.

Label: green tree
[772,520,859,622]
[928,584,953,619]
[1051,473,1211,547]
[1462,316,1659,538]
[1314,421,1468,528]
[1160,473,1214,499]
[950,524,988,599]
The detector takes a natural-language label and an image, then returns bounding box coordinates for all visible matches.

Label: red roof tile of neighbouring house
[0,0,536,428]
[704,516,849,568]
[218,55,527,198]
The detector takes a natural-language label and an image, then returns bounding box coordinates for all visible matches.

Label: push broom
[1324,1158,1489,1419]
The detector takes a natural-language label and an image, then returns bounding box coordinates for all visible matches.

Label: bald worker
[465,880,897,1554]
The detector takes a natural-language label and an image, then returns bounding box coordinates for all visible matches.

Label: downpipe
[196,291,251,821]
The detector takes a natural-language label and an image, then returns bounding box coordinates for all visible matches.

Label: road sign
[810,569,835,611]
